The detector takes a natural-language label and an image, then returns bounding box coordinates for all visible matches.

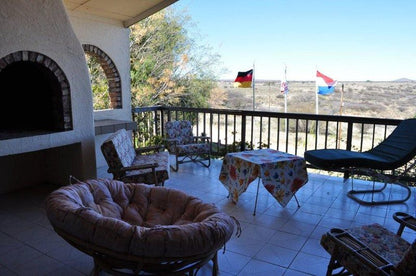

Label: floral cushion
[123,151,170,184]
[348,223,410,265]
[165,120,194,145]
[101,129,136,169]
[321,223,415,276]
[176,143,210,155]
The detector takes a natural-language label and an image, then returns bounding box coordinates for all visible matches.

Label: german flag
[234,69,253,88]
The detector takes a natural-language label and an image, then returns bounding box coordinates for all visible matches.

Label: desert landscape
[219,80,416,120]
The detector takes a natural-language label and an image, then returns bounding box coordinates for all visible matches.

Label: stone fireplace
[0,0,96,193]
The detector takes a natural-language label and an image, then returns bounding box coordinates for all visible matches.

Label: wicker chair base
[56,227,220,276]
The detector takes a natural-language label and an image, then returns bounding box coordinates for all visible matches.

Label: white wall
[0,0,97,191]
[68,11,133,171]
[68,11,132,122]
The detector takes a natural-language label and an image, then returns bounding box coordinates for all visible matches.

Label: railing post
[160,108,165,137]
[153,110,158,137]
[241,114,246,151]
[344,121,354,180]
[132,111,137,147]
[346,122,353,151]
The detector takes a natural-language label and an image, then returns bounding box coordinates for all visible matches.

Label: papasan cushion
[45,178,235,259]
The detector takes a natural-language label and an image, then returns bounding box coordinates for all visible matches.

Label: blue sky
[172,0,416,81]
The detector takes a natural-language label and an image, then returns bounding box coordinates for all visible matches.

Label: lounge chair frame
[305,118,416,205]
[345,164,414,205]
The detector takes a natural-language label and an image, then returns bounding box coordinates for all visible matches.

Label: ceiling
[63,0,178,27]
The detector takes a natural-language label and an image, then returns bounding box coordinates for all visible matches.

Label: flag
[280,80,288,94]
[234,69,253,88]
[316,70,337,95]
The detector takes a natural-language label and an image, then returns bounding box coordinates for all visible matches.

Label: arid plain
[218,80,416,120]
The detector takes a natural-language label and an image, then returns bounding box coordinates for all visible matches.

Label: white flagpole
[315,68,319,143]
[252,62,255,111]
[284,65,287,113]
[315,70,319,115]
[284,65,288,137]
[337,83,345,148]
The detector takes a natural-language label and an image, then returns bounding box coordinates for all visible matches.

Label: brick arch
[0,50,73,131]
[83,44,122,109]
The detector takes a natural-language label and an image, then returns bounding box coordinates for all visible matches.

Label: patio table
[219,149,308,215]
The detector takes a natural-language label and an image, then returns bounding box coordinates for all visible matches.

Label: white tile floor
[0,158,415,275]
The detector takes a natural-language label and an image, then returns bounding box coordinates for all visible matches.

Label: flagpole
[283,65,288,136]
[252,62,255,111]
[315,71,319,115]
[315,68,319,143]
[284,64,287,113]
[337,83,344,148]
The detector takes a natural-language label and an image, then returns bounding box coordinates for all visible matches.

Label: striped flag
[280,81,289,94]
[316,70,337,95]
[234,69,253,88]
[280,67,289,94]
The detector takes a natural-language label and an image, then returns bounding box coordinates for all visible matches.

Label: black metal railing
[132,105,415,183]
[132,106,401,153]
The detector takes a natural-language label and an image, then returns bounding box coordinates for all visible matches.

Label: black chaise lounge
[305,118,416,205]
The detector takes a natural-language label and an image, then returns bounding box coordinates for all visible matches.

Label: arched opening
[0,51,72,140]
[83,44,122,110]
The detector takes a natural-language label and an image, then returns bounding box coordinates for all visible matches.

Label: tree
[130,8,225,108]
[86,54,110,110]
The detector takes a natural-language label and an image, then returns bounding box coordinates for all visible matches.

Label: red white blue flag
[280,80,289,94]
[316,70,337,95]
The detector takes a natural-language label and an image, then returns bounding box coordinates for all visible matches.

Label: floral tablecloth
[219,149,308,207]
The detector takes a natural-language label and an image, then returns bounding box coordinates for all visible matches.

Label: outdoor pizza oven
[0,0,96,193]
[0,51,72,140]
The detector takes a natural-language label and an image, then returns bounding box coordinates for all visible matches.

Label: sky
[172,0,416,81]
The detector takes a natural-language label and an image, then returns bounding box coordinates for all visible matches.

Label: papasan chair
[45,178,238,275]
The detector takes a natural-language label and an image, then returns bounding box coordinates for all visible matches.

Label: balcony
[1,107,415,275]
[1,159,415,275]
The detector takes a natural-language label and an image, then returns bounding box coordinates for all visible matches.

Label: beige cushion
[46,179,234,258]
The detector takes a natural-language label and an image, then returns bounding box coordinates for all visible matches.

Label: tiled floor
[1,159,415,275]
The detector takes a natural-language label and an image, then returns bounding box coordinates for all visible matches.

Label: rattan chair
[165,120,211,171]
[321,212,416,275]
[46,179,238,276]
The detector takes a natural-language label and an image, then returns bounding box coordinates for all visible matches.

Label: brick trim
[82,44,122,109]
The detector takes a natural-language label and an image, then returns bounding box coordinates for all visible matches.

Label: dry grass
[218,80,416,119]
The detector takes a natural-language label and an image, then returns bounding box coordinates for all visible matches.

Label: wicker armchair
[165,120,211,171]
[321,212,416,275]
[101,128,169,186]
[46,179,237,276]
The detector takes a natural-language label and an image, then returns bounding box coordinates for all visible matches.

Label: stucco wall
[0,0,96,191]
[68,11,132,171]
[68,11,132,122]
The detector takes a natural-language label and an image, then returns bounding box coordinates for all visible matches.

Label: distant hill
[393,78,415,82]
